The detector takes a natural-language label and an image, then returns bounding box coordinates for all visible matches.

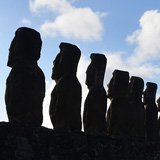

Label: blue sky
[1,0,160,128]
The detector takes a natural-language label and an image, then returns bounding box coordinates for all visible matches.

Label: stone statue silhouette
[5,27,45,126]
[106,70,131,137]
[143,82,158,141]
[129,76,145,139]
[83,53,107,133]
[49,42,82,131]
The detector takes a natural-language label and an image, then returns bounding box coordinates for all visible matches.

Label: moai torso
[129,76,145,139]
[83,54,107,134]
[49,42,82,131]
[143,82,158,141]
[5,27,45,126]
[106,70,131,137]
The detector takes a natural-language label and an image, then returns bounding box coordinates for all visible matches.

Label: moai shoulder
[49,42,82,131]
[5,27,45,126]
[83,53,107,134]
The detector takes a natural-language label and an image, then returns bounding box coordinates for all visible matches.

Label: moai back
[143,82,158,141]
[49,42,82,131]
[129,76,145,139]
[5,27,45,126]
[106,70,131,137]
[83,53,107,133]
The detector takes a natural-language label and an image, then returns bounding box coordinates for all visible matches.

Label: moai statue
[143,82,158,141]
[83,53,107,134]
[5,27,45,126]
[49,42,82,131]
[106,70,131,137]
[129,76,145,139]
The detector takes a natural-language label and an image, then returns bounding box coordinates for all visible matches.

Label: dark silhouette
[157,97,160,111]
[157,97,160,138]
[83,53,107,133]
[129,76,145,139]
[106,70,131,137]
[5,27,45,126]
[143,82,158,141]
[49,42,82,131]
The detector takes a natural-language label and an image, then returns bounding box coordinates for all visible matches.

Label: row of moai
[5,27,160,141]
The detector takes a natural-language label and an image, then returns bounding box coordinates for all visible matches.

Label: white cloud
[126,29,140,44]
[126,10,160,64]
[104,52,160,80]
[40,8,103,41]
[29,0,72,14]
[29,0,106,41]
[41,9,160,128]
[21,18,32,26]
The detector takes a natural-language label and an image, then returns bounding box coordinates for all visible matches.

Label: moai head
[143,82,157,105]
[85,53,107,89]
[52,42,81,81]
[8,27,42,67]
[107,69,129,99]
[129,76,144,100]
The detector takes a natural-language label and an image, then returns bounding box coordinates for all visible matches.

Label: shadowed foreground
[0,122,160,160]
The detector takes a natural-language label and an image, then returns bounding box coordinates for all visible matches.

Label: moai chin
[129,76,145,139]
[49,42,82,131]
[143,82,158,141]
[106,69,131,137]
[83,53,107,134]
[5,27,45,126]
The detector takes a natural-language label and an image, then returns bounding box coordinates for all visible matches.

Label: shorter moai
[143,82,158,141]
[5,27,45,126]
[49,42,82,131]
[129,76,145,139]
[83,53,107,133]
[106,70,131,137]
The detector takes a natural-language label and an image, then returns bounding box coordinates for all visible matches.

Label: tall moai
[106,70,131,137]
[143,82,158,141]
[49,42,82,131]
[129,76,145,139]
[5,27,45,126]
[83,54,107,133]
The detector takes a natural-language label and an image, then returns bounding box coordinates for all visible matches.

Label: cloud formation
[126,10,160,64]
[104,52,160,80]
[21,18,32,26]
[29,0,106,41]
[42,9,160,128]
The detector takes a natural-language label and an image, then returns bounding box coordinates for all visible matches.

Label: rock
[0,122,160,160]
